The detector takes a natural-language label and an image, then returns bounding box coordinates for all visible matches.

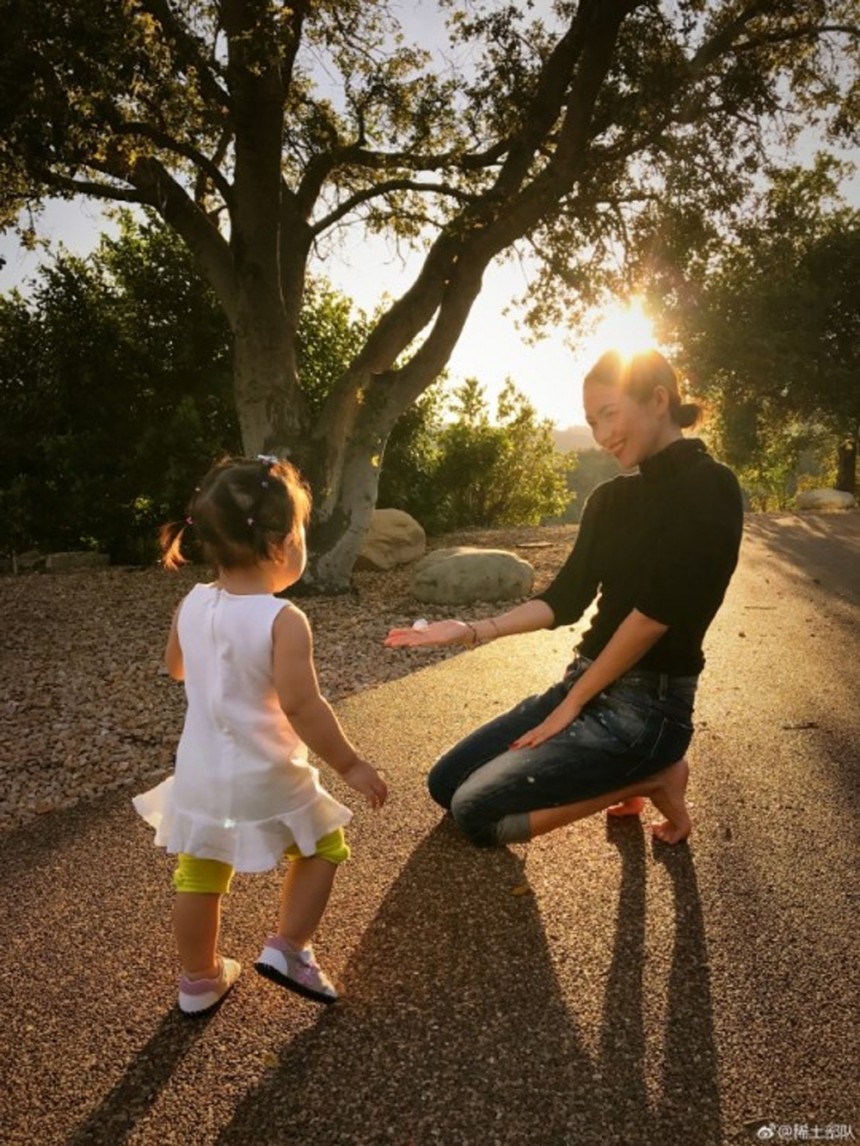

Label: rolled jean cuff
[495,812,532,845]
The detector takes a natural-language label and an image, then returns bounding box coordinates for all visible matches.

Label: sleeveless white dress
[133,583,352,871]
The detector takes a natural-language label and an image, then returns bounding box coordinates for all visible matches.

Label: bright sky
[1,1,858,429]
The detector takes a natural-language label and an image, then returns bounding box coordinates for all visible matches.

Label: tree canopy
[652,158,860,498]
[1,1,858,583]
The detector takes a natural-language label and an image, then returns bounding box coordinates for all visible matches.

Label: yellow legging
[172,827,350,895]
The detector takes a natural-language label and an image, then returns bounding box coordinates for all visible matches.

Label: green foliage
[414,378,570,533]
[0,216,238,560]
[550,449,620,524]
[376,388,445,520]
[0,216,439,559]
[656,160,860,501]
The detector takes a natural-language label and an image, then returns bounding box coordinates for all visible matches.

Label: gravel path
[0,525,575,833]
[1,513,858,1146]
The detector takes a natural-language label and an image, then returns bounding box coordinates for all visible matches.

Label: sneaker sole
[253,959,338,1005]
[178,995,228,1018]
[178,983,237,1017]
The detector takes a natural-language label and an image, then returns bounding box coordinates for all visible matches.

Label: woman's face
[583,379,669,470]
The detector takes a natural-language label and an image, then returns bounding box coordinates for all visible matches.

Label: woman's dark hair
[584,349,701,429]
[160,456,311,571]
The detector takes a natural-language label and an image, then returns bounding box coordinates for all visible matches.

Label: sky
[1,2,858,429]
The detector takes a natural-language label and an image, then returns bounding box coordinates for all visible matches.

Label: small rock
[795,488,855,511]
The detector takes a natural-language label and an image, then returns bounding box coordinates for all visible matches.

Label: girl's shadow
[218,820,602,1144]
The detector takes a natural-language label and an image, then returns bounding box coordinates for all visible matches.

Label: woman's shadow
[216,817,721,1145]
[601,816,723,1145]
[219,820,600,1144]
[62,814,722,1145]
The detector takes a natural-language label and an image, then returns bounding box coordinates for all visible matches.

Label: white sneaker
[254,936,338,1004]
[178,957,241,1015]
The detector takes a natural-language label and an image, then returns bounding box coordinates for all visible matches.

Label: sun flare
[588,297,656,361]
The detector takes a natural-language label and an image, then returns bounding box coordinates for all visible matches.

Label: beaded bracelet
[462,622,480,648]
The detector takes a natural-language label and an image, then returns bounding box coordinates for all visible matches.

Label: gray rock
[15,550,46,572]
[412,546,535,605]
[355,508,426,572]
[46,552,110,572]
[795,489,856,511]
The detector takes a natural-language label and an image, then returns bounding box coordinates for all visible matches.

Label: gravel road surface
[1,513,857,1146]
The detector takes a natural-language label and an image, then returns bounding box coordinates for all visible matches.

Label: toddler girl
[134,456,387,1015]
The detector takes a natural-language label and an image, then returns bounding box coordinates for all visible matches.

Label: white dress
[133,583,352,871]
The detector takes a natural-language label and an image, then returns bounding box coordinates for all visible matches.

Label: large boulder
[796,489,856,511]
[46,551,110,572]
[355,508,426,571]
[412,546,535,605]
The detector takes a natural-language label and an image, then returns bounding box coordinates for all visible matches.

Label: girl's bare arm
[164,606,184,680]
[273,606,387,806]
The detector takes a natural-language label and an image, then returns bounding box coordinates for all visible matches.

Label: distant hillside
[552,425,595,454]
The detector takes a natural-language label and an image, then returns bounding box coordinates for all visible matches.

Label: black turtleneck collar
[639,437,708,483]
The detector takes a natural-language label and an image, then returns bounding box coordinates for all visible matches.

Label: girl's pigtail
[160,519,189,570]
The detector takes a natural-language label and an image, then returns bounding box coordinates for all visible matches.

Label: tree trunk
[835,434,857,495]
[301,367,389,591]
[232,315,308,457]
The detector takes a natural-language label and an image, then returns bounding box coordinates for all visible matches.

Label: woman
[385,349,743,847]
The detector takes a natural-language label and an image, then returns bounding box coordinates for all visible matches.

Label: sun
[588,297,657,360]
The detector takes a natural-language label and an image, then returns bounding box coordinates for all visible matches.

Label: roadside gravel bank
[1,524,577,833]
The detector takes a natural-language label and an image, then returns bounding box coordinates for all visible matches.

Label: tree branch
[690,0,782,73]
[312,180,481,234]
[126,156,238,325]
[733,23,860,52]
[136,0,231,111]
[332,138,510,175]
[117,122,234,205]
[278,0,311,95]
[30,167,145,205]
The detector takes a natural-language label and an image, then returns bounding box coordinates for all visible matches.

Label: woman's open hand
[510,697,582,750]
[384,620,469,648]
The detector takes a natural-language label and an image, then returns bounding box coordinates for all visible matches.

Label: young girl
[134,456,387,1015]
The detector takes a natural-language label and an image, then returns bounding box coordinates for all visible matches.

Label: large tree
[1,1,858,586]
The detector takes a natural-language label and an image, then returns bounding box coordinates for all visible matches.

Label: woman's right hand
[384,620,470,648]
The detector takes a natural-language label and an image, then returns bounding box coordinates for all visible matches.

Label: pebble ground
[0,513,857,1146]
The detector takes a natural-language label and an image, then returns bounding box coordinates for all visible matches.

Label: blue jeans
[427,655,697,847]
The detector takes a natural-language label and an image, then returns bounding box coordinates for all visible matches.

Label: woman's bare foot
[606,796,647,818]
[644,758,691,844]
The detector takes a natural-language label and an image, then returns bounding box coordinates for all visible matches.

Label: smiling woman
[386,346,744,851]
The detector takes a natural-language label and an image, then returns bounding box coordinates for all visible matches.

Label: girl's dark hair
[160,456,312,571]
[584,349,702,429]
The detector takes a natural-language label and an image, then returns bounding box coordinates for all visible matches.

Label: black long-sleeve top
[534,438,743,676]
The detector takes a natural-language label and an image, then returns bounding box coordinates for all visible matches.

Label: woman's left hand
[510,697,582,750]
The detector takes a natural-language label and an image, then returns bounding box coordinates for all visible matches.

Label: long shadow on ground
[67,1009,213,1145]
[218,820,721,1146]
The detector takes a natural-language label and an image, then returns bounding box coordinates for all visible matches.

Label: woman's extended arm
[383,598,555,649]
[510,608,668,749]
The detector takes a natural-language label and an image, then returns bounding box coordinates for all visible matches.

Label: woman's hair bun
[676,402,702,430]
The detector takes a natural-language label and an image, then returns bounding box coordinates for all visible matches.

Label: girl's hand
[342,757,388,809]
[510,698,582,750]
[384,619,470,648]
